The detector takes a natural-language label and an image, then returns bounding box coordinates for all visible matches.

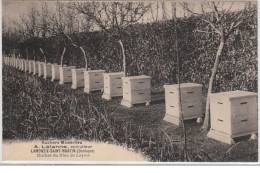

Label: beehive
[38,62,45,77]
[5,57,9,65]
[102,72,124,100]
[51,64,62,81]
[13,58,16,67]
[9,57,12,66]
[24,60,29,72]
[207,90,258,144]
[121,75,151,108]
[83,70,105,93]
[33,61,39,75]
[71,68,85,89]
[28,60,34,73]
[163,83,203,125]
[3,57,6,65]
[15,58,19,68]
[59,66,76,84]
[20,59,24,70]
[43,63,53,79]
[22,59,25,70]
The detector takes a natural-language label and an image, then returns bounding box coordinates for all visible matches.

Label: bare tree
[73,1,151,76]
[180,2,256,130]
[171,2,177,20]
[47,2,88,67]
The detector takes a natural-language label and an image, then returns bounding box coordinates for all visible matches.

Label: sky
[2,1,252,30]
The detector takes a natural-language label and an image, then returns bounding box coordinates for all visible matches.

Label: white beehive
[33,61,39,75]
[83,70,105,93]
[10,57,13,66]
[38,62,45,77]
[24,60,29,72]
[15,58,19,68]
[5,57,10,66]
[12,57,14,66]
[20,59,25,71]
[13,58,16,67]
[71,68,85,89]
[51,64,62,81]
[59,66,76,84]
[102,72,124,100]
[3,57,6,65]
[163,83,203,125]
[207,90,258,144]
[121,75,151,108]
[28,60,34,73]
[43,63,53,79]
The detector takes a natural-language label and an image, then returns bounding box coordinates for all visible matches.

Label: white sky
[2,1,253,29]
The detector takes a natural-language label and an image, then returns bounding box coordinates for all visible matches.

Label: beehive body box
[71,68,85,89]
[11,58,14,66]
[22,59,26,71]
[102,72,124,100]
[59,66,76,84]
[51,64,62,81]
[43,63,53,79]
[84,70,105,93]
[121,75,151,108]
[38,62,45,77]
[33,61,39,75]
[24,60,29,72]
[163,83,203,125]
[208,90,258,144]
[28,60,34,73]
[15,58,19,68]
[19,59,24,70]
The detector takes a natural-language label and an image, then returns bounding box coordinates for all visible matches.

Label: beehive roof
[210,90,257,100]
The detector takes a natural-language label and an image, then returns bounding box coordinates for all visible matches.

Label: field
[2,65,258,162]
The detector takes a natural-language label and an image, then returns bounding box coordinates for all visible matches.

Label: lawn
[2,65,258,162]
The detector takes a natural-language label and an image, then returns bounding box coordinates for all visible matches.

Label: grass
[2,65,258,162]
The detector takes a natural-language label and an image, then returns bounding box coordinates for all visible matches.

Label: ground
[2,66,258,162]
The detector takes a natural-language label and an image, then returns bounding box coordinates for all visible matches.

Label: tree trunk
[79,46,88,70]
[119,39,126,77]
[60,47,66,67]
[33,49,36,61]
[172,2,176,20]
[39,48,47,63]
[202,40,225,130]
[26,48,29,60]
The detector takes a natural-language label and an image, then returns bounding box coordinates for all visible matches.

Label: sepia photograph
[1,0,258,164]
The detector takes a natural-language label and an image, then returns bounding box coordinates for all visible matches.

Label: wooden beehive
[207,90,258,144]
[33,61,39,75]
[24,60,29,72]
[83,70,105,93]
[163,83,203,125]
[10,57,14,67]
[71,68,85,89]
[4,57,7,65]
[102,72,124,100]
[28,60,34,73]
[38,62,45,77]
[43,63,53,79]
[15,58,19,68]
[19,59,22,69]
[59,66,76,84]
[121,75,151,108]
[51,64,62,81]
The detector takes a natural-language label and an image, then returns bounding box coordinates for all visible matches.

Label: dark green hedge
[16,12,257,93]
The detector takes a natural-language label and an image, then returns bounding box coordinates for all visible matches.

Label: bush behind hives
[15,12,257,93]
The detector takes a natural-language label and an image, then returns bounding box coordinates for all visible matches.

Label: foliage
[8,11,257,93]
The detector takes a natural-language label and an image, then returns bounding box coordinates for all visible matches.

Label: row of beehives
[3,56,258,145]
[3,57,151,108]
